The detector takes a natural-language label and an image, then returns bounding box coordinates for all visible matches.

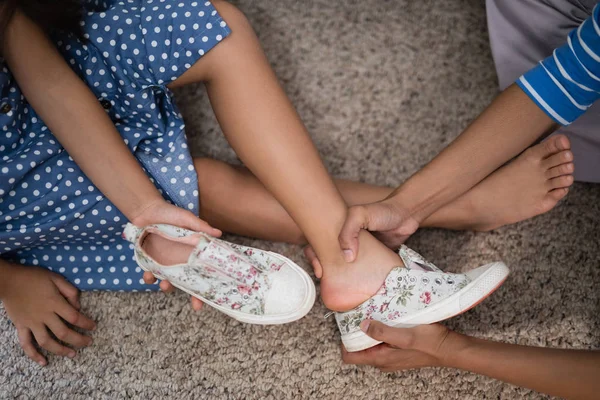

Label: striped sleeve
[517,3,600,125]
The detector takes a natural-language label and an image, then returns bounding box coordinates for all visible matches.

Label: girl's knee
[209,1,259,56]
[212,1,253,32]
[168,1,256,86]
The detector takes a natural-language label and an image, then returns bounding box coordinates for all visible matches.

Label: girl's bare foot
[142,226,404,313]
[425,135,574,231]
[317,231,405,312]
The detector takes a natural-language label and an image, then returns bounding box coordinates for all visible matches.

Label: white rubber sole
[139,251,316,325]
[342,262,509,352]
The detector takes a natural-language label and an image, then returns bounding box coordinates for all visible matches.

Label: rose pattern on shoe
[125,223,288,315]
[334,245,470,335]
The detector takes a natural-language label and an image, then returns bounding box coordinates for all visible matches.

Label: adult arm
[344,321,600,400]
[340,4,600,257]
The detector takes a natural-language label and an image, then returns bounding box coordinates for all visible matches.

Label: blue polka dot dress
[0,1,231,291]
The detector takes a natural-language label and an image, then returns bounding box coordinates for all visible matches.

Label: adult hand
[341,320,459,372]
[131,199,222,311]
[339,196,420,263]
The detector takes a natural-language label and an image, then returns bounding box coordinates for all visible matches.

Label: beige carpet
[1,0,599,398]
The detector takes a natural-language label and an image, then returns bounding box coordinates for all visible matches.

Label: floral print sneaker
[335,245,509,352]
[123,223,316,325]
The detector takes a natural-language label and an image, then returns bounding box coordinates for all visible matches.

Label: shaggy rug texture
[1,0,598,398]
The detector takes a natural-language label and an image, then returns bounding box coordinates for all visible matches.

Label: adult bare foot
[426,135,574,231]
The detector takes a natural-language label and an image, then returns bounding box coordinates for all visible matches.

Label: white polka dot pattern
[0,0,231,291]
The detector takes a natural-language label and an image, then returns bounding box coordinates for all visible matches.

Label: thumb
[339,201,403,262]
[338,205,371,262]
[360,320,413,348]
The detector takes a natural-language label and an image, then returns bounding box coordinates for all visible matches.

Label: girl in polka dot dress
[0,0,408,365]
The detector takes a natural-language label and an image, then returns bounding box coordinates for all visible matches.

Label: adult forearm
[445,333,600,400]
[2,10,163,221]
[392,84,557,222]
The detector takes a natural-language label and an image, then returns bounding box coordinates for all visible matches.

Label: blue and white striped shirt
[517,3,600,125]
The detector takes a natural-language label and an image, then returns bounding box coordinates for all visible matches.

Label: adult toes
[547,174,574,190]
[546,162,574,179]
[542,150,573,169]
[527,135,571,161]
[541,134,571,156]
[547,187,570,202]
[540,188,570,213]
[549,134,571,152]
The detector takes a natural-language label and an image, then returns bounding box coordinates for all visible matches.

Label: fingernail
[68,352,76,358]
[38,360,46,366]
[343,249,354,262]
[359,320,370,332]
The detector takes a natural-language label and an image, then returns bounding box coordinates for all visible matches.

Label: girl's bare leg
[155,1,574,310]
[168,1,402,312]
[193,158,392,245]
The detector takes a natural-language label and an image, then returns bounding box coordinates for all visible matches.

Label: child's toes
[547,174,574,190]
[546,162,574,179]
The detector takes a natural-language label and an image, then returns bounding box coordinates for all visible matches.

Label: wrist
[387,183,440,225]
[128,195,166,226]
[435,330,473,368]
[0,260,18,300]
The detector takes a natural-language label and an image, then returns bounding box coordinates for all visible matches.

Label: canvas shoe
[123,223,316,325]
[335,245,509,352]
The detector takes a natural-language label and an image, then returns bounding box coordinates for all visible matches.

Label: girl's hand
[0,263,96,366]
[141,274,205,311]
[131,199,221,311]
[130,199,222,236]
